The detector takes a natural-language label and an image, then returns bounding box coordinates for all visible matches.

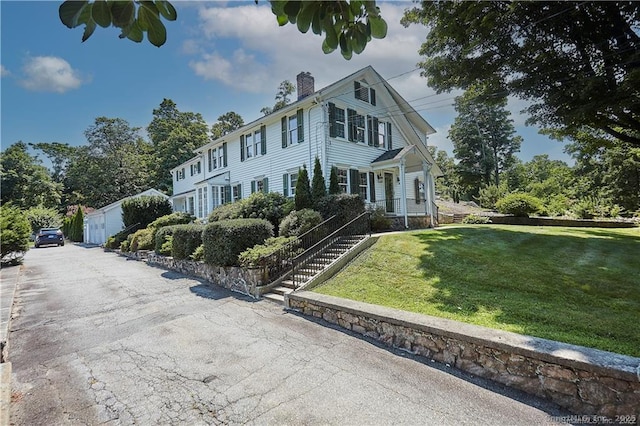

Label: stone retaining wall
[146,253,260,298]
[488,216,638,228]
[287,292,640,418]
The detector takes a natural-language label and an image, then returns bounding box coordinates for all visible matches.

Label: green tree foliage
[0,142,62,209]
[428,148,461,203]
[147,99,210,192]
[261,80,296,116]
[59,0,177,47]
[26,206,63,235]
[402,2,640,147]
[329,166,341,195]
[449,87,521,198]
[65,117,155,208]
[565,131,640,214]
[0,204,31,262]
[69,205,84,242]
[311,157,327,203]
[208,192,291,232]
[294,165,313,210]
[59,1,387,59]
[278,208,322,237]
[211,111,244,140]
[121,195,172,229]
[29,142,76,184]
[270,1,387,59]
[495,193,543,218]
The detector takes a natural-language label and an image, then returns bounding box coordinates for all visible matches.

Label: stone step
[271,286,294,296]
[262,293,285,305]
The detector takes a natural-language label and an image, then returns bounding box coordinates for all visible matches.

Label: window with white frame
[190,161,201,176]
[334,107,345,138]
[288,115,297,146]
[347,109,365,143]
[337,168,348,193]
[217,148,224,168]
[197,188,203,218]
[232,184,242,202]
[245,133,253,159]
[354,80,376,106]
[359,172,368,201]
[287,172,298,197]
[253,130,261,157]
[378,121,387,148]
[187,196,195,215]
[209,148,217,171]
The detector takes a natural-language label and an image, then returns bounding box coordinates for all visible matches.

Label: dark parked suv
[35,228,65,248]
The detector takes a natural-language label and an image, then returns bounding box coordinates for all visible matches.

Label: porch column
[423,161,434,227]
[400,159,408,228]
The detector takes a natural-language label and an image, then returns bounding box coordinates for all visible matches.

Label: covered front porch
[368,146,440,228]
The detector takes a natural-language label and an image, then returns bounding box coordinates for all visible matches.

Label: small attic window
[354,81,376,106]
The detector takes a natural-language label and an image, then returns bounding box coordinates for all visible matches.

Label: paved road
[9,244,565,425]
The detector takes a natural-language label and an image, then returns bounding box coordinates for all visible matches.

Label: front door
[384,172,394,213]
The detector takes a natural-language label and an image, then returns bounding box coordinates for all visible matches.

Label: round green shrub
[461,214,491,224]
[203,218,274,267]
[495,193,543,217]
[316,193,365,222]
[278,209,323,237]
[368,206,391,232]
[171,224,205,260]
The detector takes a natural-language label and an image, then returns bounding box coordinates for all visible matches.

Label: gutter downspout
[423,161,434,228]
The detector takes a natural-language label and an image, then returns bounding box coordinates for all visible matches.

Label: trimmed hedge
[495,193,543,218]
[122,195,172,229]
[171,224,205,260]
[129,227,154,251]
[207,192,291,234]
[203,218,273,267]
[316,193,365,222]
[155,225,179,254]
[278,208,323,237]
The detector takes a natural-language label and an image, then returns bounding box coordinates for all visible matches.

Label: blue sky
[1,1,572,164]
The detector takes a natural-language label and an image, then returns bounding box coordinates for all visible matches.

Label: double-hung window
[337,168,348,193]
[347,109,365,143]
[242,126,266,161]
[281,109,304,147]
[328,103,346,139]
[283,172,298,197]
[359,172,368,201]
[354,81,376,106]
[218,147,224,168]
[245,133,254,159]
[253,130,261,157]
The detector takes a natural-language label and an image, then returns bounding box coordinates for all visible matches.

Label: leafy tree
[147,99,209,192]
[0,142,62,209]
[402,2,640,147]
[329,166,340,195]
[311,156,326,203]
[26,206,63,234]
[29,142,76,184]
[0,204,31,263]
[428,148,461,203]
[59,0,177,47]
[294,165,312,210]
[261,80,296,116]
[211,111,244,140]
[65,117,155,208]
[59,1,387,59]
[449,87,521,197]
[69,205,84,242]
[121,195,172,229]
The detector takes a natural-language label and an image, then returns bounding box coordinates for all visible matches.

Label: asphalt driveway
[8,243,565,424]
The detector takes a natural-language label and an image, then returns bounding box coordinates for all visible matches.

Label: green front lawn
[314,225,640,357]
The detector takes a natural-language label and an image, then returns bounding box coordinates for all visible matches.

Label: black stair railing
[258,215,340,283]
[292,212,370,288]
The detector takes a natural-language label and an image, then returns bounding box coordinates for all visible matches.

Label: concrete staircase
[262,235,366,305]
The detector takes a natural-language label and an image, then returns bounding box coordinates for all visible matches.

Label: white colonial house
[170,66,442,227]
[84,188,168,245]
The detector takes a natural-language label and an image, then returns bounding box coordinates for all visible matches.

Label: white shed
[84,189,168,245]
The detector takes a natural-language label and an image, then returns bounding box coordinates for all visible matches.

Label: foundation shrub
[203,218,273,266]
[171,224,205,260]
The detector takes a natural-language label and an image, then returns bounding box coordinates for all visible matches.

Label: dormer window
[354,81,376,106]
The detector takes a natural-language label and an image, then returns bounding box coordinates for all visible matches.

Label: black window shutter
[281,116,287,148]
[283,174,289,197]
[349,169,359,194]
[387,123,392,150]
[373,117,379,146]
[236,184,242,200]
[297,109,304,143]
[414,178,421,203]
[328,102,336,138]
[370,88,376,106]
[260,125,266,155]
[263,177,269,193]
[251,181,256,194]
[347,109,356,142]
[369,172,376,202]
[367,116,374,146]
[354,81,361,100]
[240,135,245,162]
[223,142,228,167]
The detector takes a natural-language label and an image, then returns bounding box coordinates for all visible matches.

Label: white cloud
[0,65,9,77]
[187,3,434,99]
[19,56,85,93]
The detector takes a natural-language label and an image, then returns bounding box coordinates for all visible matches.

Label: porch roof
[371,145,443,176]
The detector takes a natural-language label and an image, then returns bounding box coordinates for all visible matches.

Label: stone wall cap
[289,291,640,382]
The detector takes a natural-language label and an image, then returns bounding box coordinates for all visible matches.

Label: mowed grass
[314,225,640,357]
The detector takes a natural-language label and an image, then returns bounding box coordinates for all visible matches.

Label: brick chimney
[296,71,314,100]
